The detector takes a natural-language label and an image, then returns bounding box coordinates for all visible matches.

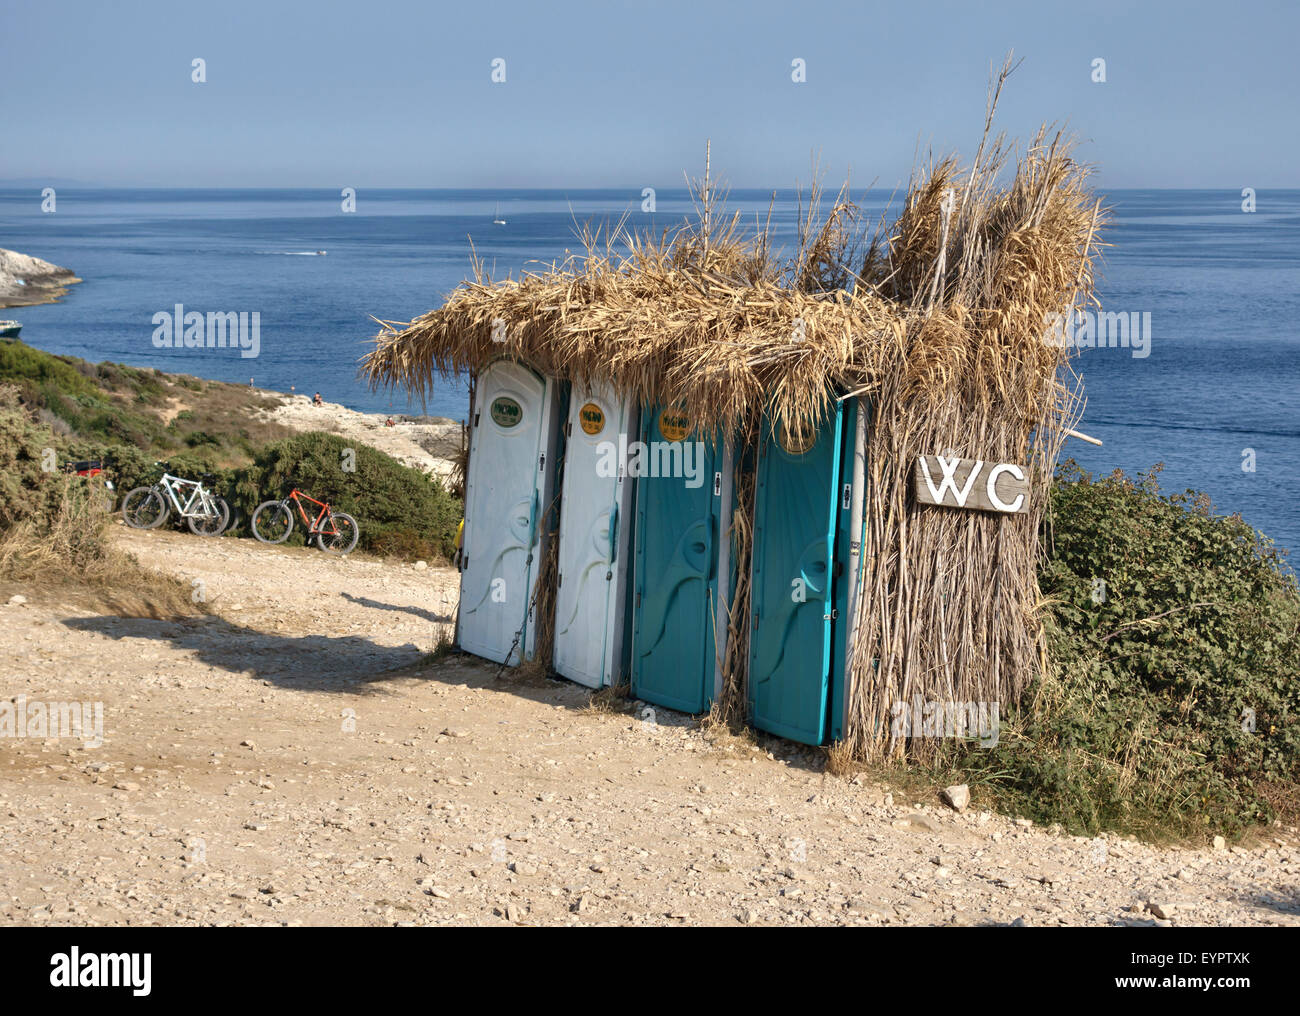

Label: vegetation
[226,432,461,561]
[899,462,1300,842]
[0,338,292,458]
[0,340,463,562]
[0,385,194,616]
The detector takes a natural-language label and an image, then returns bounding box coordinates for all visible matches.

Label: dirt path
[1,528,1297,927]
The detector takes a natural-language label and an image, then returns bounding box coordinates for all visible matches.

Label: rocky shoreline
[0,247,82,309]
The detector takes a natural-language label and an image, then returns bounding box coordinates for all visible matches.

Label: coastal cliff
[0,247,82,308]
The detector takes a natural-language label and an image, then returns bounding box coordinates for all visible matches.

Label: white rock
[940,784,970,813]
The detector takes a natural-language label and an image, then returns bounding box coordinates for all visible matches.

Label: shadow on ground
[340,591,453,624]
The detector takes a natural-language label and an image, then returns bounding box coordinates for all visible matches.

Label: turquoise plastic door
[749,405,845,744]
[631,406,720,714]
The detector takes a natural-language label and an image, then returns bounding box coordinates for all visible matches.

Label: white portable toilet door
[458,361,551,665]
[552,383,635,688]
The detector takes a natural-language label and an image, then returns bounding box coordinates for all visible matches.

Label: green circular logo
[490,396,523,428]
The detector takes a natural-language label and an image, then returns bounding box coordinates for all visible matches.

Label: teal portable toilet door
[630,406,721,714]
[749,405,845,744]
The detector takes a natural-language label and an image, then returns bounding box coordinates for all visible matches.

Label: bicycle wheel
[251,500,294,544]
[122,487,169,529]
[317,511,359,555]
[187,496,230,536]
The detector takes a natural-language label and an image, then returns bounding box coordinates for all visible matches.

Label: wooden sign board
[914,455,1030,515]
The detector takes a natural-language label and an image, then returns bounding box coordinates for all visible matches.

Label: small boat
[493,203,507,226]
[0,320,21,338]
[316,250,327,255]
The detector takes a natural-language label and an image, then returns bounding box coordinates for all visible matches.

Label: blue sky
[1,0,1297,189]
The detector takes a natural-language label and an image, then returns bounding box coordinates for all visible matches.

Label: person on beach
[313,392,323,406]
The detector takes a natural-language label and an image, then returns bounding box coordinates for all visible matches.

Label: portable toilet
[552,382,639,688]
[629,405,734,714]
[457,358,561,665]
[748,398,868,744]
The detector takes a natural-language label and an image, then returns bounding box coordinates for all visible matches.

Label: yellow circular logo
[778,421,816,455]
[659,409,690,443]
[578,402,605,436]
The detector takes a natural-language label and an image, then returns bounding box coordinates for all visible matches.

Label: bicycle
[120,469,230,536]
[62,460,117,513]
[250,487,359,554]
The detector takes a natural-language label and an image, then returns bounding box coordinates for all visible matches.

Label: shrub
[944,462,1300,841]
[231,432,461,560]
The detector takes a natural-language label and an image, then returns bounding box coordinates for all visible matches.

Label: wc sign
[914,454,1030,515]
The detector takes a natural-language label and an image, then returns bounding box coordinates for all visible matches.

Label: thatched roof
[363,127,1102,440]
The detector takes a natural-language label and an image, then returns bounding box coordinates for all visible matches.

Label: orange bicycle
[250,487,359,554]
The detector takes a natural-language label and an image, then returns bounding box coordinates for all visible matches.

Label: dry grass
[584,683,633,715]
[364,60,1104,761]
[0,490,199,619]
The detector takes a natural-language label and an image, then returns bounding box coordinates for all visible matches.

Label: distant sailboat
[493,203,507,226]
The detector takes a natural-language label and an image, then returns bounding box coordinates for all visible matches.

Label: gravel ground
[1,527,1297,927]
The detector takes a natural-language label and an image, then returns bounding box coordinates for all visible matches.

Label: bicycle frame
[157,473,219,520]
[286,489,341,536]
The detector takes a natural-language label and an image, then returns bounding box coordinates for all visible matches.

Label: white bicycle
[121,470,230,536]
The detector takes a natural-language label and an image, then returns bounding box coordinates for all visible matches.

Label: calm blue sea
[1,188,1298,553]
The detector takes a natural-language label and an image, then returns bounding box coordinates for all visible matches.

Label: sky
[1,0,1297,190]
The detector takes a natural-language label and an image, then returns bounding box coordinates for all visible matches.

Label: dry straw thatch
[364,65,1105,760]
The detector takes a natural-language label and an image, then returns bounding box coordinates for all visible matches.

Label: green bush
[949,462,1300,841]
[230,432,461,560]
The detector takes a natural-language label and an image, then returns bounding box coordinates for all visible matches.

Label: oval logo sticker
[490,396,523,428]
[579,402,605,436]
[779,421,816,456]
[659,409,690,443]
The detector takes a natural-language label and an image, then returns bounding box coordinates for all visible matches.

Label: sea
[1,187,1297,554]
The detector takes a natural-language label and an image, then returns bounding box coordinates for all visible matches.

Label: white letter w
[921,455,982,507]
